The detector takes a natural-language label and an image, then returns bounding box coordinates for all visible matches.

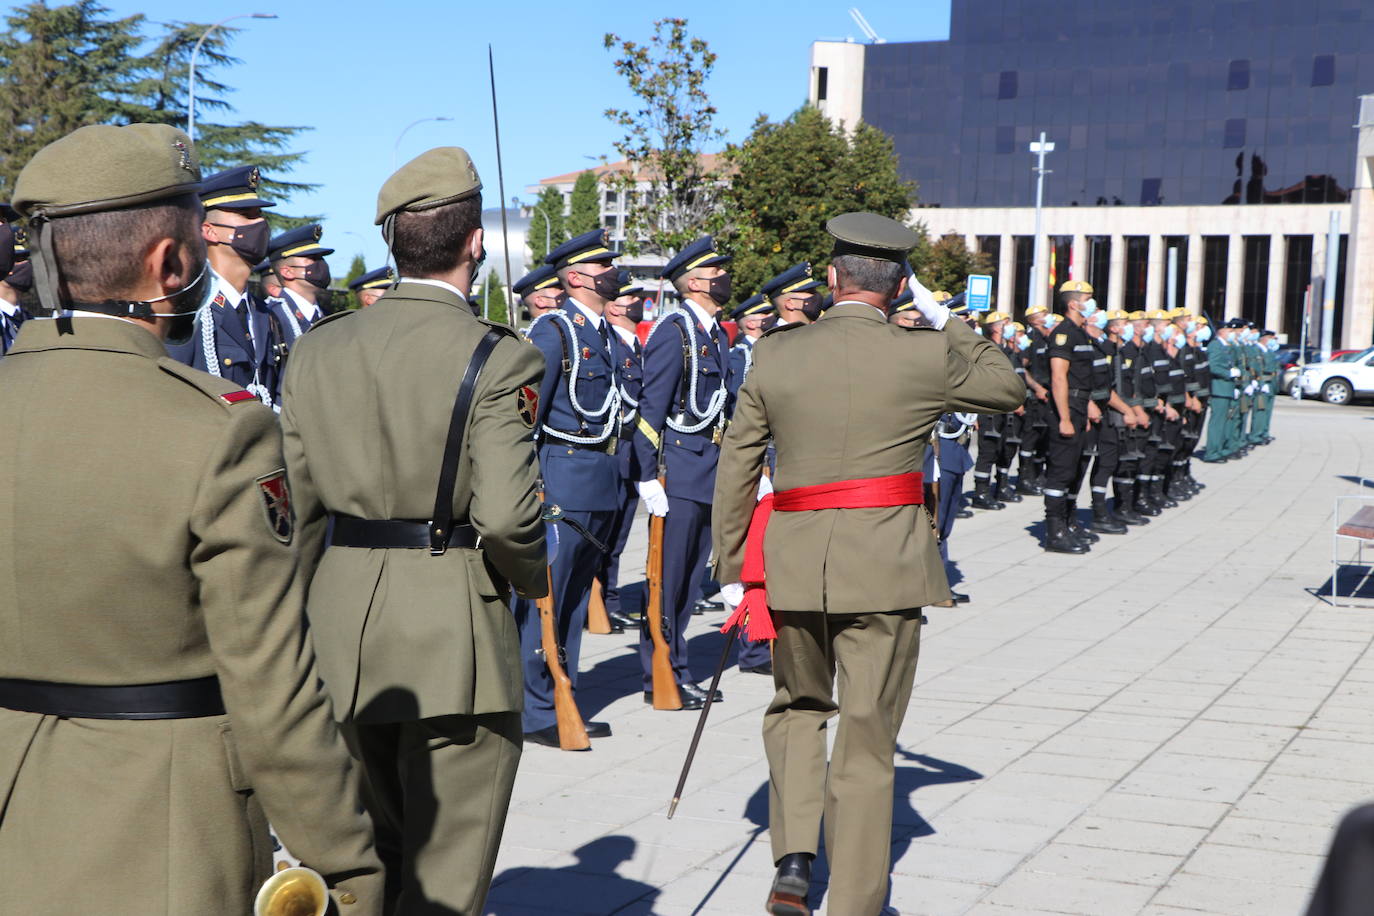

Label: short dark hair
[50,194,202,301]
[391,195,483,277]
[832,254,903,301]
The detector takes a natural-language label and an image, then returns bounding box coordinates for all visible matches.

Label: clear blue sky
[99,0,950,272]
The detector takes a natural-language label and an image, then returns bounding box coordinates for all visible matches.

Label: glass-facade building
[861,0,1374,210]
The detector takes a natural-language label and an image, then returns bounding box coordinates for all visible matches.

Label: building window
[997,70,1017,100]
[603,190,619,208]
[1050,236,1072,302]
[1333,234,1348,343]
[1162,236,1188,311]
[1123,236,1148,313]
[1202,237,1229,317]
[978,236,1001,302]
[602,214,619,231]
[1281,235,1314,343]
[1227,59,1250,91]
[995,125,1014,155]
[1240,236,1270,325]
[1140,178,1163,206]
[1223,119,1246,149]
[1312,54,1335,87]
[1013,236,1033,314]
[1088,236,1111,304]
[816,66,828,101]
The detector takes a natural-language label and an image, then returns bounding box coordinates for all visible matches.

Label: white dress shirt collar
[567,296,604,331]
[283,286,321,322]
[399,277,467,301]
[681,297,718,333]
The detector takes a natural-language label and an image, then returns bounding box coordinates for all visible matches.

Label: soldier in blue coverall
[632,236,735,711]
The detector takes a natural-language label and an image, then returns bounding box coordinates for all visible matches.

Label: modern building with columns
[811,0,1374,347]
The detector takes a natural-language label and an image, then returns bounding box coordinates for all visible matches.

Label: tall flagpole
[488,45,516,331]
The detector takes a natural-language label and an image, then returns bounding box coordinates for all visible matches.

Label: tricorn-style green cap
[375,147,482,225]
[826,212,920,262]
[13,123,201,221]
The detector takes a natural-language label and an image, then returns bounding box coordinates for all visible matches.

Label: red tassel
[721,496,776,640]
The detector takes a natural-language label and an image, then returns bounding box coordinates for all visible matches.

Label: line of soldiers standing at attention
[943,280,1280,553]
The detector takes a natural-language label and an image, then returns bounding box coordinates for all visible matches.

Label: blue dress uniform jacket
[266,291,313,348]
[615,329,644,483]
[168,282,282,406]
[727,335,755,404]
[631,308,732,501]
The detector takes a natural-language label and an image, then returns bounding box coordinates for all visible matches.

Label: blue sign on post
[965,274,993,312]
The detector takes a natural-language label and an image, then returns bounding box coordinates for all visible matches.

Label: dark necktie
[597,320,611,355]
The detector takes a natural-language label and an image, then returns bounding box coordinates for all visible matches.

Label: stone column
[1264,233,1285,332]
[1344,94,1374,349]
[1107,234,1126,313]
[1310,229,1327,345]
[998,234,1015,314]
[1224,232,1244,320]
[1185,233,1204,315]
[1072,234,1089,282]
[1145,234,1164,311]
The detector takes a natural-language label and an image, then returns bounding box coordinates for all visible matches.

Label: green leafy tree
[526,184,567,265]
[0,0,146,195]
[473,272,508,325]
[910,232,994,297]
[340,253,366,308]
[723,106,917,300]
[603,18,726,255]
[567,171,601,238]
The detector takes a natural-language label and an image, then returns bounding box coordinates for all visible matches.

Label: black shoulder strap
[429,327,504,555]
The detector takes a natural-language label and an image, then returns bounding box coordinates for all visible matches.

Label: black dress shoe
[679,682,723,703]
[643,690,704,710]
[950,591,970,603]
[767,853,813,916]
[741,662,773,676]
[692,597,722,615]
[585,720,611,738]
[523,725,591,750]
[955,508,975,519]
[608,611,637,630]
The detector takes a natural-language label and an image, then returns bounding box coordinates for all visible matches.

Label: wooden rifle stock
[537,565,590,750]
[645,470,681,710]
[586,578,613,634]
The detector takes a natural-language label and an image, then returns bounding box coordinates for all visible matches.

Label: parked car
[1277,346,1322,394]
[1297,346,1374,404]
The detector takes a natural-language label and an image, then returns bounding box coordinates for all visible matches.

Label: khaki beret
[13,123,201,221]
[1059,279,1093,294]
[375,147,482,225]
[1105,309,1130,321]
[1128,310,1147,320]
[826,212,920,262]
[1024,304,1049,317]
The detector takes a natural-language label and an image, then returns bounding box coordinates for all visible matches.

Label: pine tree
[567,171,601,237]
[526,184,567,265]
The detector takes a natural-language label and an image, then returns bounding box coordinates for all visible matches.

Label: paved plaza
[486,397,1374,916]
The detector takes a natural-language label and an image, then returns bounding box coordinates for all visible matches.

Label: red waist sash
[722,472,925,640]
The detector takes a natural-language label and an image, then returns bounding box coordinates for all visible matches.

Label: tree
[473,272,508,326]
[526,184,567,265]
[567,171,601,238]
[603,18,726,255]
[723,106,917,300]
[340,253,367,308]
[910,232,994,297]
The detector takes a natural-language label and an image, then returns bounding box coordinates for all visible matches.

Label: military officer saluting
[0,123,383,915]
[523,228,624,743]
[761,261,825,327]
[713,213,1022,915]
[281,146,546,912]
[632,236,735,710]
[348,264,394,308]
[1041,279,1099,553]
[167,165,284,406]
[512,262,564,336]
[266,223,334,344]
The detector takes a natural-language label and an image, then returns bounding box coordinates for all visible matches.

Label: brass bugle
[254,865,330,916]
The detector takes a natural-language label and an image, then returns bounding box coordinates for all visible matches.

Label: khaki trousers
[763,608,923,916]
[342,712,521,916]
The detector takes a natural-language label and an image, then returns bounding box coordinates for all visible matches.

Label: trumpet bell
[254,866,329,916]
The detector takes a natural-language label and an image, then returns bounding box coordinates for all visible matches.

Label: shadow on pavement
[1336,475,1374,489]
[485,836,657,915]
[1312,565,1374,604]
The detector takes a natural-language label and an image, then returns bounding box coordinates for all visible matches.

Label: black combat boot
[970,476,1004,510]
[1090,494,1129,534]
[1044,516,1089,554]
[1113,484,1148,525]
[1152,478,1178,509]
[996,469,1023,503]
[1134,479,1163,517]
[1017,466,1042,495]
[1066,502,1101,544]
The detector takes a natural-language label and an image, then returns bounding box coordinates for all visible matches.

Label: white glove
[907,272,950,330]
[719,582,745,607]
[1229,367,1241,379]
[756,474,774,500]
[1261,383,1270,395]
[1244,382,1257,396]
[636,478,669,517]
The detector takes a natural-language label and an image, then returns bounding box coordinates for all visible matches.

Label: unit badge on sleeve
[256,470,293,544]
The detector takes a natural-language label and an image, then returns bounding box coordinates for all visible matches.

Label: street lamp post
[393,117,454,170]
[187,13,277,142]
[1029,131,1055,311]
[531,204,552,260]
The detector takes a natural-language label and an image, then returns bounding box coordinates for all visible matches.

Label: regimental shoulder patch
[1055,333,1068,346]
[256,470,292,544]
[1107,355,1114,364]
[572,313,586,327]
[220,390,257,404]
[517,385,538,428]
[1125,359,1133,368]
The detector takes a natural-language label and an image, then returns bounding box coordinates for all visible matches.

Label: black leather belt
[328,514,479,550]
[0,675,224,720]
[1068,388,1092,401]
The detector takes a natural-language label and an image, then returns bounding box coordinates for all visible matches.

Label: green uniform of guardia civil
[713,296,1023,915]
[1255,345,1279,439]
[0,123,383,916]
[281,147,547,914]
[1205,336,1237,458]
[1237,341,1256,445]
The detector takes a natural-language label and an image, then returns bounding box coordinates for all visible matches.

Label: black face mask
[706,275,732,307]
[210,219,270,264]
[589,269,621,302]
[5,259,33,292]
[800,293,824,322]
[302,260,331,289]
[625,297,645,324]
[0,224,13,280]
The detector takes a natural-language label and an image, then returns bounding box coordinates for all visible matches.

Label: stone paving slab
[485,398,1374,915]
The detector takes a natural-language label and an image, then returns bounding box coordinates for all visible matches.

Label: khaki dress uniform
[713,242,1024,913]
[0,122,383,916]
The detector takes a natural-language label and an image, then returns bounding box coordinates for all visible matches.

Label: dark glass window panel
[1223,119,1247,148]
[998,70,1018,99]
[1312,54,1335,86]
[1051,237,1072,304]
[1013,236,1034,316]
[1202,236,1229,317]
[1123,237,1149,312]
[1140,178,1163,206]
[1228,59,1250,90]
[1241,236,1271,325]
[1088,236,1111,303]
[996,125,1015,155]
[1281,235,1314,342]
[816,67,829,101]
[1333,234,1347,343]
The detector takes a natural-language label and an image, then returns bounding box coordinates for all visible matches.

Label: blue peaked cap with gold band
[199,165,275,211]
[889,288,916,314]
[512,263,561,296]
[730,292,773,321]
[268,224,334,262]
[544,228,621,270]
[348,265,394,292]
[761,262,822,300]
[659,235,730,282]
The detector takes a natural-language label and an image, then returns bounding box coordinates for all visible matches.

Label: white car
[1298,346,1374,404]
